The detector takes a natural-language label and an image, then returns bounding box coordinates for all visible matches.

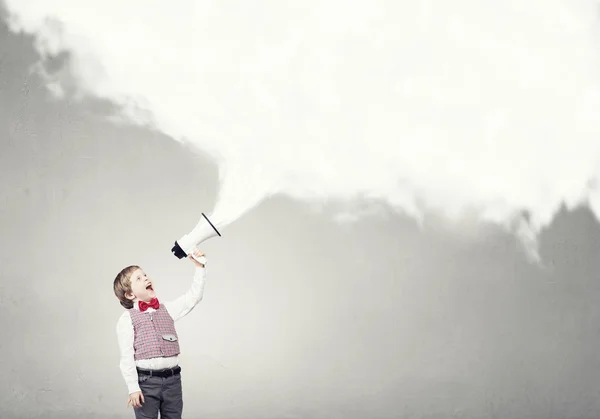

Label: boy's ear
[125,292,135,300]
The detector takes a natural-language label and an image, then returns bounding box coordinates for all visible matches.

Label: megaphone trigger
[191,254,207,265]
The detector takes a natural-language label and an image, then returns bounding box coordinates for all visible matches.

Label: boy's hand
[188,248,205,268]
[127,391,144,408]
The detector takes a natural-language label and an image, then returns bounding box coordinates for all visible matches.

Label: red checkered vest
[128,304,181,360]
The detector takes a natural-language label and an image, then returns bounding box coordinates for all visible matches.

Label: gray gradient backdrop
[2,13,600,419]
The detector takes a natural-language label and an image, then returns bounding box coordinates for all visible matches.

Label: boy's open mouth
[146,284,153,291]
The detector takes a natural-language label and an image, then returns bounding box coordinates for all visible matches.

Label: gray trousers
[134,372,183,419]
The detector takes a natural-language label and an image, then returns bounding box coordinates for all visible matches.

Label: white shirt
[116,266,206,394]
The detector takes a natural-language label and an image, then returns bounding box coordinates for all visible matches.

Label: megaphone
[171,212,221,265]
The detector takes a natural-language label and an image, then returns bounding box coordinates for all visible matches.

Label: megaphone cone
[171,213,221,262]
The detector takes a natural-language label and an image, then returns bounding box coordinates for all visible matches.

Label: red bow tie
[138,298,160,312]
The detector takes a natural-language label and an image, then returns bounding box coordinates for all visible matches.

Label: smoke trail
[4,1,600,261]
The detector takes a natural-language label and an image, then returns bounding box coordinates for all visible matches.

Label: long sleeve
[116,311,141,394]
[164,266,206,322]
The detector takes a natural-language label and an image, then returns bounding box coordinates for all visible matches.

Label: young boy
[113,247,207,419]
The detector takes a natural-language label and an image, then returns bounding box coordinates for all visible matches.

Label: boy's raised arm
[164,265,207,322]
[116,312,141,394]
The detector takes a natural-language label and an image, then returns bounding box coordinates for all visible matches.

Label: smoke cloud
[4,0,600,261]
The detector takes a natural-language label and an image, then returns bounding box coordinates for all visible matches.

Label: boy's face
[126,268,156,303]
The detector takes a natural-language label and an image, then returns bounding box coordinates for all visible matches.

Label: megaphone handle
[191,254,207,266]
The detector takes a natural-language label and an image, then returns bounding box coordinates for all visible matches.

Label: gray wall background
[2,10,600,419]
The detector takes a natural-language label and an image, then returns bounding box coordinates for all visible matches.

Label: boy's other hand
[127,391,144,408]
[188,248,205,268]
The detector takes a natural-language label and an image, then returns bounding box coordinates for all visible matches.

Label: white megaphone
[171,212,221,265]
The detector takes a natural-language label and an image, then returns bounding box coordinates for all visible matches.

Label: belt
[136,366,181,377]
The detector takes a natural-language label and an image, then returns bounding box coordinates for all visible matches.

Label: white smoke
[4,0,600,262]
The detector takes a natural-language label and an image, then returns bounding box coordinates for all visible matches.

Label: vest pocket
[161,334,178,342]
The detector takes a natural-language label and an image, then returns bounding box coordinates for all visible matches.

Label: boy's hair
[113,265,141,309]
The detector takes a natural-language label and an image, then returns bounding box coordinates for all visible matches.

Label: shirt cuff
[128,382,141,394]
[195,266,206,278]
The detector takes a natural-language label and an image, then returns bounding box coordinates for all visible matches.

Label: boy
[113,247,207,419]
